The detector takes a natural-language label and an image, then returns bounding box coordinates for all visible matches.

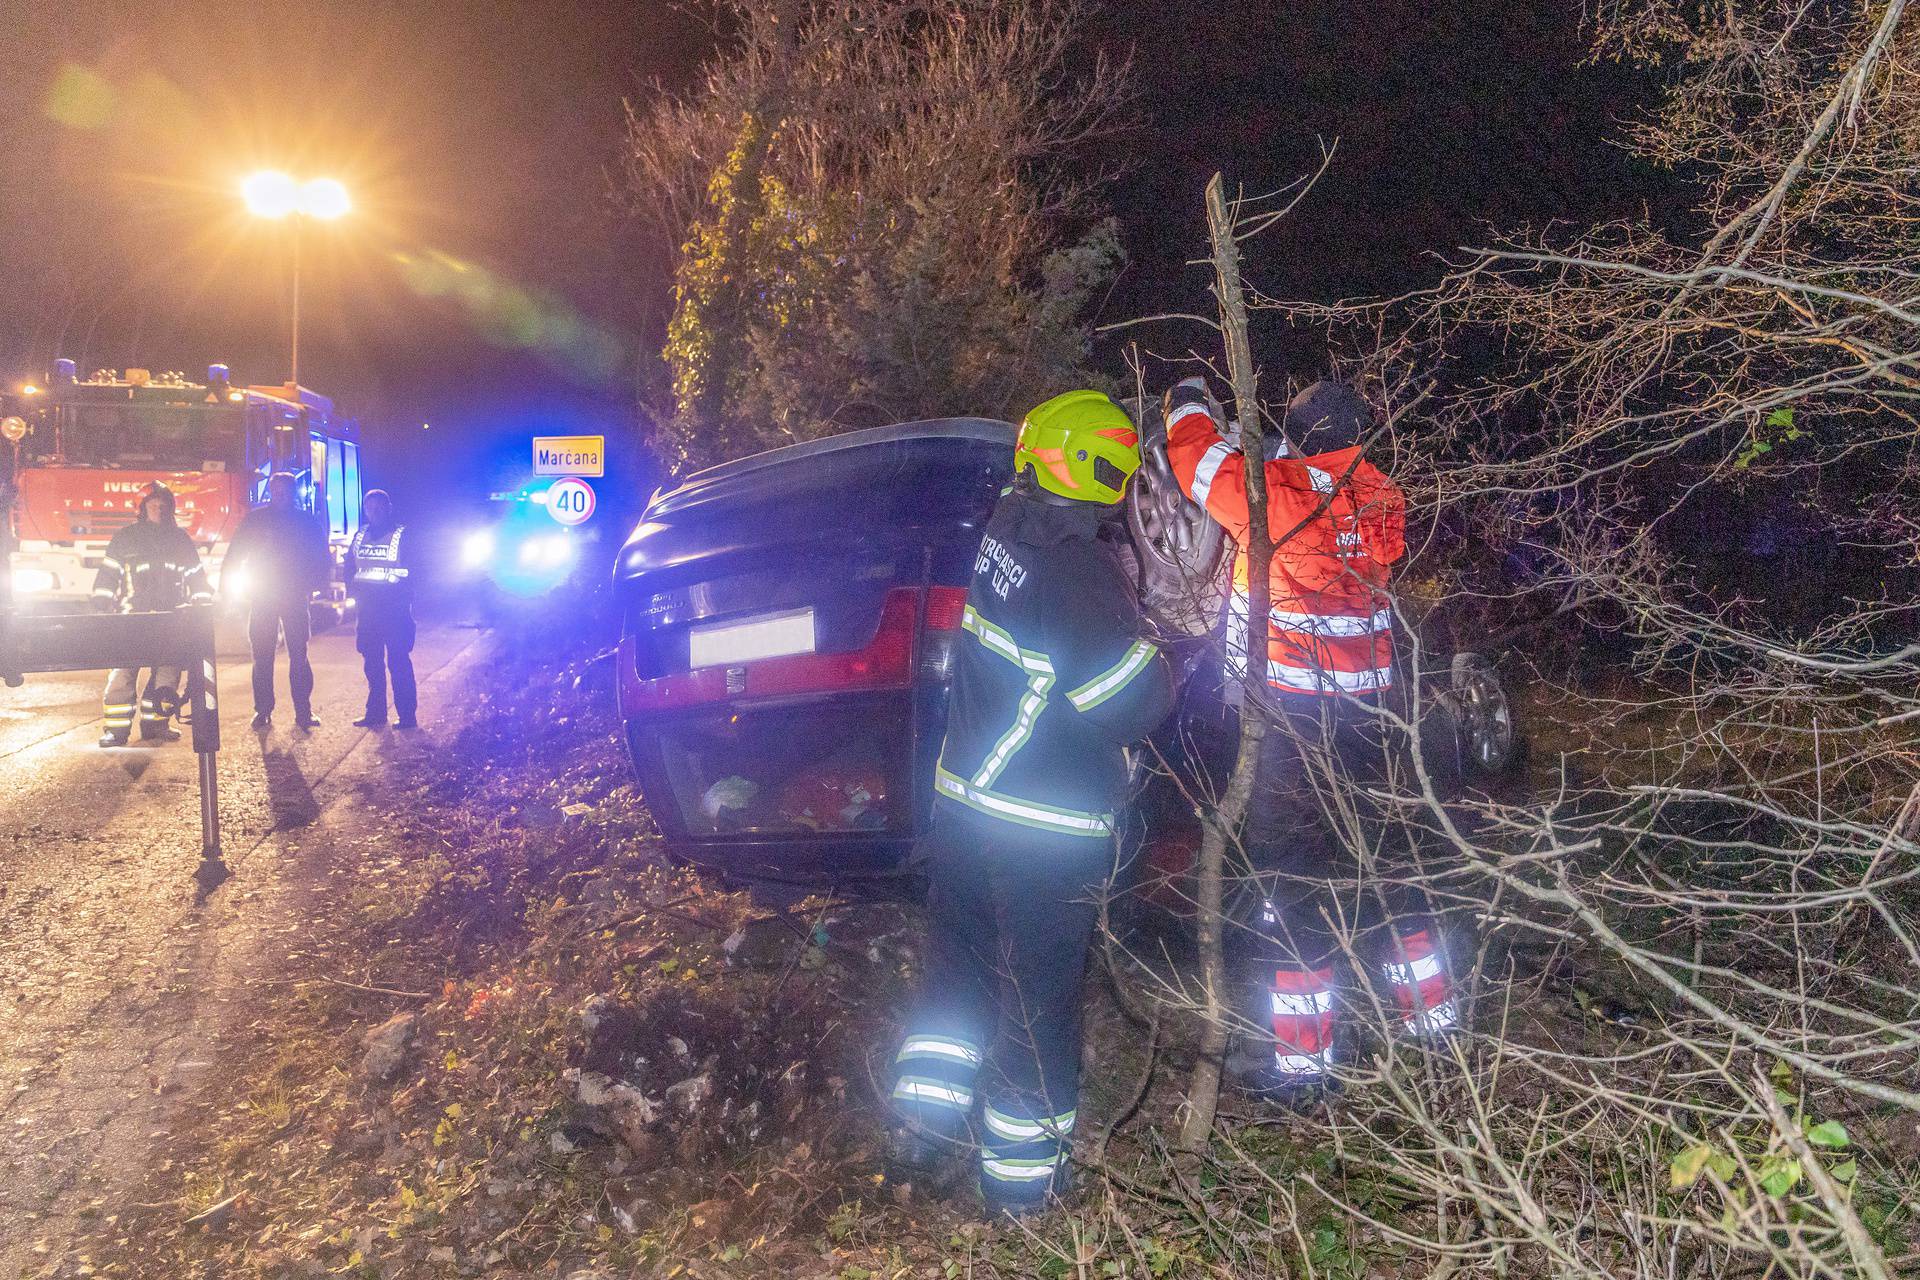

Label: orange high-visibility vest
[1166,404,1405,695]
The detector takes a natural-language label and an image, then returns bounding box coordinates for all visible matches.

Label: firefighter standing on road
[92,482,211,747]
[1165,375,1454,1100]
[346,489,418,729]
[890,390,1175,1217]
[224,472,331,731]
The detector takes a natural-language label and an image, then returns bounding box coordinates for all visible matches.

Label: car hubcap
[1452,661,1514,773]
[1124,421,1228,635]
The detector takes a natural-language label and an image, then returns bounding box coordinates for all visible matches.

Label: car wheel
[1449,652,1518,779]
[1125,410,1228,636]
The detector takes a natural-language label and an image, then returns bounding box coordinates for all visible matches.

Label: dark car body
[614,419,1514,888]
[614,420,1015,882]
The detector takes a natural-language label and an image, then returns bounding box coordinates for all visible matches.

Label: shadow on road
[259,745,320,830]
[111,755,155,781]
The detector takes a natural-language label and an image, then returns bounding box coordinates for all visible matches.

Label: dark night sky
[0,0,1660,505]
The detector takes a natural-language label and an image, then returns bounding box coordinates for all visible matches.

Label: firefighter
[225,472,331,730]
[889,390,1175,1217]
[1164,375,1454,1100]
[346,489,417,729]
[92,482,211,747]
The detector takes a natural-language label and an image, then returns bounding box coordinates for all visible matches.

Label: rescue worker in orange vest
[1164,375,1455,1100]
[889,390,1175,1216]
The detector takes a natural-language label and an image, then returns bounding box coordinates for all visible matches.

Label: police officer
[346,489,417,729]
[889,390,1175,1217]
[93,482,211,746]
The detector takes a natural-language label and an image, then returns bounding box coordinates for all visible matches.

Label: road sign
[533,435,604,477]
[546,476,596,526]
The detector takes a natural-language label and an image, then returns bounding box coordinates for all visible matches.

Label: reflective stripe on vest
[353,528,409,585]
[1225,588,1392,695]
[959,604,1056,788]
[933,766,1113,838]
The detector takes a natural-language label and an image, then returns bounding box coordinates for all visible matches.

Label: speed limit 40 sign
[546,476,596,526]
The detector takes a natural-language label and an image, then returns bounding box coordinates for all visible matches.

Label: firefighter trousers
[356,612,416,722]
[1237,691,1454,1081]
[248,599,313,717]
[102,666,182,740]
[893,804,1108,1209]
[1242,691,1397,964]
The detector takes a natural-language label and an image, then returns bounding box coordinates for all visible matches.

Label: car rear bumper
[621,716,925,883]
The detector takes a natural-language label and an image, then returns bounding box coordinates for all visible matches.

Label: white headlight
[460,528,496,568]
[543,535,575,567]
[516,538,542,567]
[10,567,57,596]
[223,567,250,601]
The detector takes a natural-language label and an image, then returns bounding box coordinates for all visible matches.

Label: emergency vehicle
[0,360,363,609]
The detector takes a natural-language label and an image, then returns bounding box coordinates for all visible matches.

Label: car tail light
[748,587,916,699]
[622,586,931,715]
[917,585,968,684]
[924,585,967,631]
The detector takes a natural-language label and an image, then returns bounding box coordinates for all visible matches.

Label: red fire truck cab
[0,360,363,610]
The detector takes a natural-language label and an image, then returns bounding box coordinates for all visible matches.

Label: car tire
[1446,652,1522,782]
[1123,404,1228,637]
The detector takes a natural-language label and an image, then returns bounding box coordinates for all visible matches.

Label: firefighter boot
[1249,962,1343,1110]
[101,675,137,747]
[886,1032,981,1191]
[979,1101,1077,1219]
[1380,927,1459,1040]
[139,694,181,742]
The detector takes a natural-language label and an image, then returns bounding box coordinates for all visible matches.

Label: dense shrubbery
[625,0,1130,472]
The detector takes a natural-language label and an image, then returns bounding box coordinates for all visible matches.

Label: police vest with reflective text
[349,525,411,603]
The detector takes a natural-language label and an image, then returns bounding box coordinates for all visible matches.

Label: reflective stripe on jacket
[1166,403,1405,695]
[91,521,212,612]
[934,492,1175,838]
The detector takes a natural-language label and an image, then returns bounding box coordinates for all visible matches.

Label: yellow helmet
[1013,390,1141,505]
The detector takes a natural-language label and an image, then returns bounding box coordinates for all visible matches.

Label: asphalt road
[0,618,483,1275]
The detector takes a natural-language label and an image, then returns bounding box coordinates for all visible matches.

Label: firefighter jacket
[347,523,413,617]
[1166,399,1406,695]
[92,518,211,613]
[934,491,1176,839]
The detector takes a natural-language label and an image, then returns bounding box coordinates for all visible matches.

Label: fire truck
[0,359,363,610]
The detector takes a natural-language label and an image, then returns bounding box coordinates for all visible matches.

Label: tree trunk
[1178,173,1277,1152]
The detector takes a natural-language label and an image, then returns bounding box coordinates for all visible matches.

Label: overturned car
[612,416,1516,886]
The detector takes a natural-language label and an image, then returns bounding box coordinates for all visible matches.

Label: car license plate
[689,608,816,669]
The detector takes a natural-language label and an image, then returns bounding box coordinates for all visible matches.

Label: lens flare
[301,177,351,220]
[241,170,300,219]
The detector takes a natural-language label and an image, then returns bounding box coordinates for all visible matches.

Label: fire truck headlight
[460,529,496,568]
[10,568,57,596]
[223,568,250,602]
[1,415,26,443]
[541,535,575,568]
